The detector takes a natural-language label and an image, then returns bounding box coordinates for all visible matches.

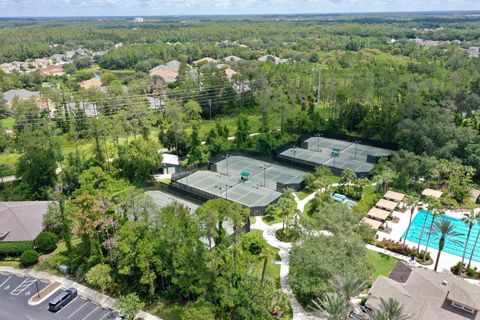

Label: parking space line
[99,311,112,320]
[0,275,12,289]
[11,277,36,296]
[57,296,80,314]
[68,300,89,318]
[81,305,99,320]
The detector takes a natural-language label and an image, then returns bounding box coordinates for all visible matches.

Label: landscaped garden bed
[451,262,480,279]
[375,239,432,264]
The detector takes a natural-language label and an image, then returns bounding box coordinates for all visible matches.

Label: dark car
[48,288,78,312]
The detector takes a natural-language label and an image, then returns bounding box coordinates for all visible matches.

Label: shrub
[181,301,216,320]
[451,262,462,275]
[275,228,300,243]
[0,241,33,258]
[85,264,114,293]
[467,268,477,277]
[20,249,39,267]
[240,231,267,256]
[375,239,414,256]
[35,231,59,253]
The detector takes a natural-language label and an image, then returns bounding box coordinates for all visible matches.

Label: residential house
[0,201,52,242]
[223,55,244,63]
[193,57,218,65]
[0,63,15,73]
[366,265,480,319]
[150,60,181,83]
[80,77,103,90]
[42,65,65,76]
[2,89,50,110]
[469,47,479,58]
[258,54,288,64]
[65,101,98,118]
[224,67,238,79]
[34,58,51,67]
[50,53,65,63]
[146,96,165,110]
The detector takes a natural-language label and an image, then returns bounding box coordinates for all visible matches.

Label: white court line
[0,275,12,289]
[81,305,99,320]
[68,300,89,318]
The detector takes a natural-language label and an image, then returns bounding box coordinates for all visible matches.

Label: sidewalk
[251,217,315,320]
[0,266,162,320]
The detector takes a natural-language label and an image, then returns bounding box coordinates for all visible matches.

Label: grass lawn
[263,215,284,226]
[295,189,312,200]
[0,260,21,267]
[0,117,15,129]
[354,186,382,214]
[0,153,19,176]
[366,250,398,279]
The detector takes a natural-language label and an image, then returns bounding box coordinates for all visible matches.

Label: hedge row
[0,241,34,257]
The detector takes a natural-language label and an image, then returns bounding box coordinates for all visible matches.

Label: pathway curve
[251,217,315,320]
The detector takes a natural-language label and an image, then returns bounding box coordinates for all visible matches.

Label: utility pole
[317,68,322,105]
[209,98,212,120]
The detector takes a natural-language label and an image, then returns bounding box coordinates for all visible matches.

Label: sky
[0,0,480,17]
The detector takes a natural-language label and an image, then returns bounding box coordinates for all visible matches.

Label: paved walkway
[251,216,316,320]
[0,266,161,320]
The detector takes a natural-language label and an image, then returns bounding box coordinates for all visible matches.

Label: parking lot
[0,273,119,320]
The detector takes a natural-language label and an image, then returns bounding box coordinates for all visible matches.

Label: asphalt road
[0,273,119,320]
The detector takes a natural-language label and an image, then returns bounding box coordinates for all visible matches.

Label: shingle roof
[367,268,480,320]
[2,89,40,104]
[80,78,103,89]
[448,282,480,310]
[149,61,180,83]
[223,55,244,62]
[388,261,413,283]
[0,201,52,242]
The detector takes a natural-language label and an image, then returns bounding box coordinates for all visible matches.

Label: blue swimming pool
[404,210,480,262]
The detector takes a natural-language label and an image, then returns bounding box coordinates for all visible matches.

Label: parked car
[48,288,77,312]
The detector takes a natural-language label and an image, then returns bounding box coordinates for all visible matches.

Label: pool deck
[376,205,480,274]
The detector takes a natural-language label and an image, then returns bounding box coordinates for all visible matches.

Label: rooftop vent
[442,280,448,286]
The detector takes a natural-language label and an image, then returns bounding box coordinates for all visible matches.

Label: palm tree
[310,292,351,320]
[461,210,479,272]
[467,211,480,270]
[329,272,367,305]
[368,298,411,320]
[423,201,444,255]
[260,248,272,291]
[416,196,437,254]
[403,195,420,245]
[432,219,463,272]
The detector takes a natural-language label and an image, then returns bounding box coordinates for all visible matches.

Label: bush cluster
[34,231,59,253]
[0,241,33,258]
[451,262,480,278]
[240,231,267,256]
[376,239,431,261]
[20,249,39,267]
